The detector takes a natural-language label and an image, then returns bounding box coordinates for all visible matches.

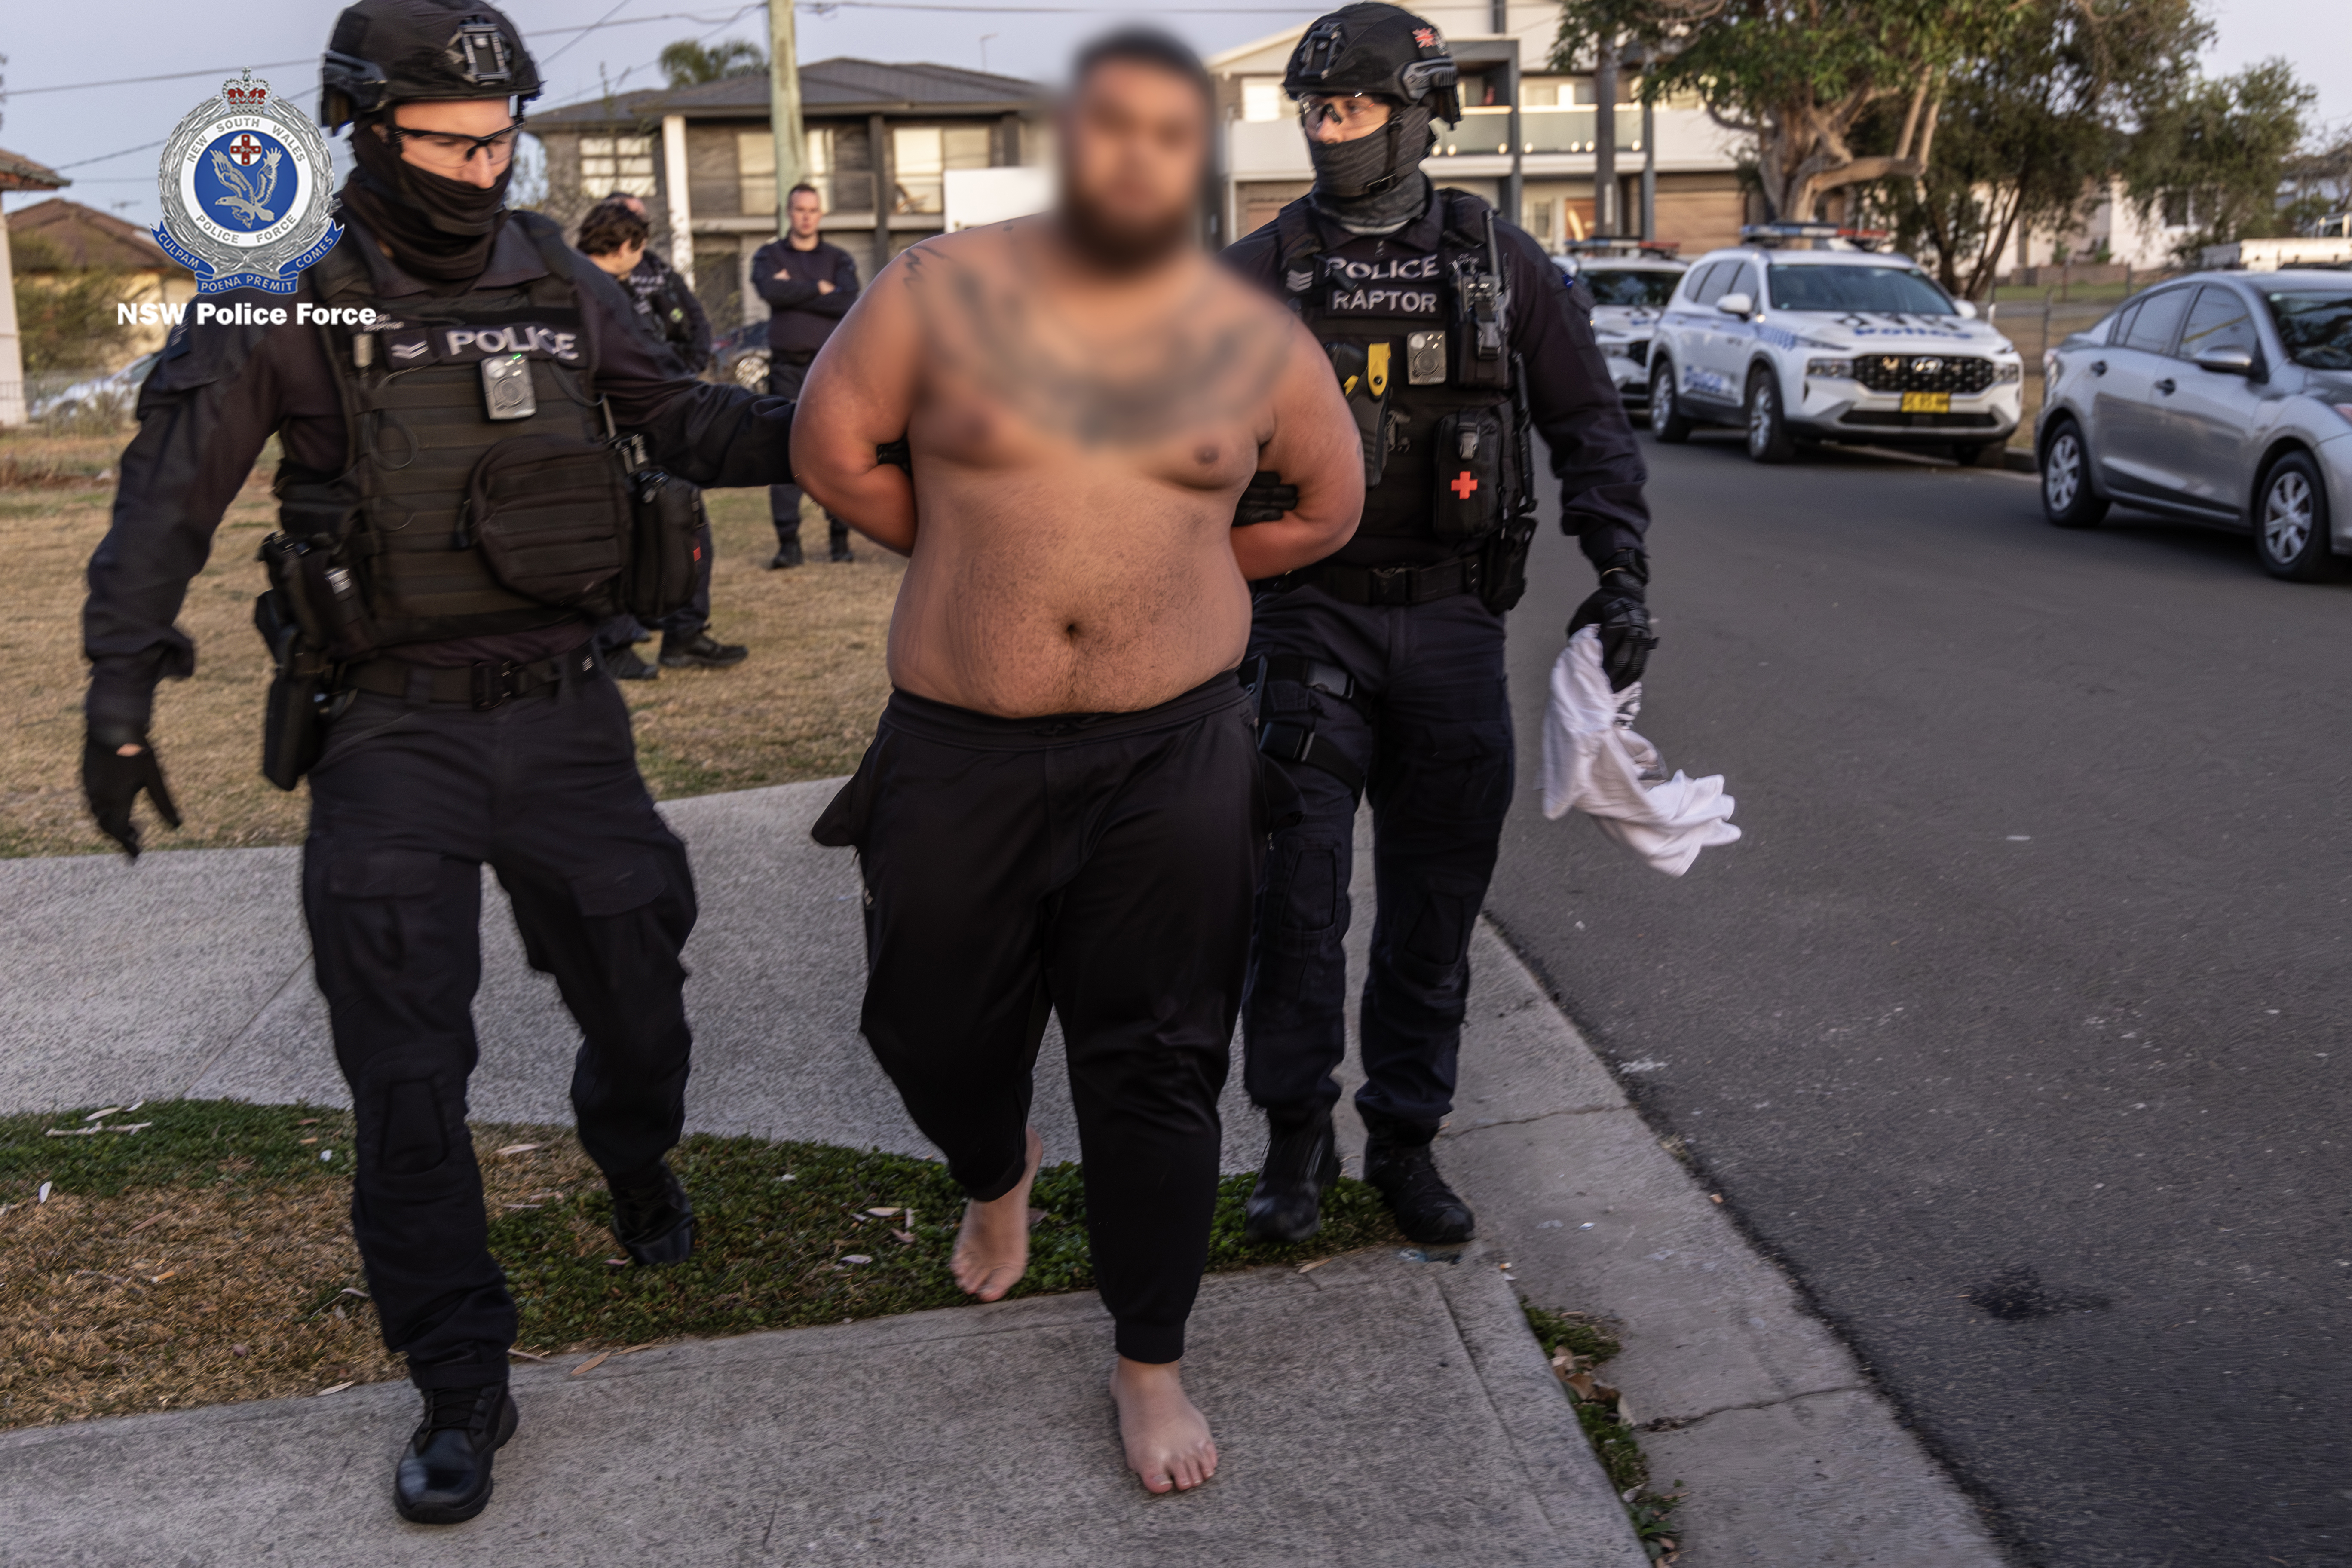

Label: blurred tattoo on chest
[900,242,1288,449]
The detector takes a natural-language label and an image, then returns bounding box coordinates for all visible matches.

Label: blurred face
[387,98,521,189]
[788,189,824,242]
[1302,93,1393,145]
[1057,58,1209,270]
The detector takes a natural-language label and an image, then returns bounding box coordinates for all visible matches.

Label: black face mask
[1308,102,1435,236]
[339,116,512,282]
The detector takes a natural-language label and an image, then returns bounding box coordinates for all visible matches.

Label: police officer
[576,194,747,677]
[1222,3,1654,1246]
[80,0,796,1525]
[752,182,860,567]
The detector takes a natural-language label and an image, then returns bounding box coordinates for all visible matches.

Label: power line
[0,10,763,99]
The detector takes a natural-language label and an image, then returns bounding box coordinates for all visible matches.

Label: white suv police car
[1645,243,2025,464]
[1553,247,1687,411]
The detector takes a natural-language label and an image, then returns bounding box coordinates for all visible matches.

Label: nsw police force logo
[153,70,342,295]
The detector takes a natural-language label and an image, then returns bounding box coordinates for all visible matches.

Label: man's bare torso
[880,222,1294,716]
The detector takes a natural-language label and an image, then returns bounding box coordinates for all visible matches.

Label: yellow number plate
[1901,392,1952,413]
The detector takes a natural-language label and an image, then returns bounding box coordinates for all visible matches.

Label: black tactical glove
[1233,471,1299,527]
[1567,551,1658,692]
[83,732,183,860]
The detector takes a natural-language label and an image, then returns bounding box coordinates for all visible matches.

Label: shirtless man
[791,28,1362,1494]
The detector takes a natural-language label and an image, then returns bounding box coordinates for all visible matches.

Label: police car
[1645,230,2025,465]
[1553,242,1687,410]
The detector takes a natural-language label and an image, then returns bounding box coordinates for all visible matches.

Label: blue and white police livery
[154,70,342,296]
[1553,248,1687,410]
[1645,240,2025,466]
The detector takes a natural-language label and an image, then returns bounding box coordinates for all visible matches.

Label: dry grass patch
[0,424,900,859]
[2,1099,1405,1430]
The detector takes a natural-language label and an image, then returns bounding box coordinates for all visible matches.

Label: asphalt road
[1491,432,2352,1567]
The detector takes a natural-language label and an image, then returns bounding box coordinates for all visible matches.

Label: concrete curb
[1436,919,2013,1566]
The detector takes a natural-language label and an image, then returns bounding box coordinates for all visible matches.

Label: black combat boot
[609,1161,695,1265]
[606,644,660,680]
[393,1382,518,1525]
[768,531,805,570]
[1362,1115,1474,1244]
[658,630,749,669]
[827,517,854,562]
[1245,1109,1340,1244]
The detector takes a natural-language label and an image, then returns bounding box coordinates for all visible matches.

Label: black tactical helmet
[320,0,542,132]
[1283,3,1461,124]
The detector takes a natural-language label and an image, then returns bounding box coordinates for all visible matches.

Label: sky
[3,0,2346,232]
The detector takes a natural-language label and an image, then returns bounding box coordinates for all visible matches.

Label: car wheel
[1744,368,1795,464]
[2254,450,2337,582]
[1649,362,1692,443]
[2040,420,2108,529]
[1951,441,2006,469]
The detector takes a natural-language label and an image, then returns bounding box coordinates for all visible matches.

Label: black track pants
[302,665,697,1390]
[817,675,1265,1365]
[1241,585,1514,1135]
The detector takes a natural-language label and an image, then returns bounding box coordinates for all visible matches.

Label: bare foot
[951,1127,1042,1302]
[1111,1357,1218,1494]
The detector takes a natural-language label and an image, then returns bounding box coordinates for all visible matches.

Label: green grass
[3,1099,1406,1350]
[1524,1298,1684,1560]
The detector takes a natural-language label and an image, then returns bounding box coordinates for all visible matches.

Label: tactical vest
[1271,189,1528,550]
[275,212,634,655]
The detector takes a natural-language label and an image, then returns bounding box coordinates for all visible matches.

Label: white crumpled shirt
[1540,626,1740,877]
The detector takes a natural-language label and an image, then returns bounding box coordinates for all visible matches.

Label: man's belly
[885,484,1253,717]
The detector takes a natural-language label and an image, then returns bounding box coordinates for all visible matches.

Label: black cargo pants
[1241,583,1515,1137]
[302,655,697,1390]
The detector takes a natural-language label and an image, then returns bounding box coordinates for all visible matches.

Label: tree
[9,232,135,374]
[1861,0,2207,297]
[659,38,766,89]
[1554,0,2021,223]
[2124,59,2318,260]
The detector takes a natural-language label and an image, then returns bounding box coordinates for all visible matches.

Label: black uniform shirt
[84,217,796,739]
[1223,190,1650,572]
[625,249,713,374]
[750,236,861,357]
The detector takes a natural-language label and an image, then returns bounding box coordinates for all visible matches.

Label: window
[1766,264,1955,315]
[804,124,874,214]
[1688,263,1732,307]
[892,123,991,215]
[1725,263,1761,305]
[580,135,655,199]
[1584,269,1680,308]
[2179,287,2260,361]
[1522,78,1564,107]
[2120,288,2190,354]
[2264,291,2352,368]
[1241,78,1286,122]
[738,131,776,216]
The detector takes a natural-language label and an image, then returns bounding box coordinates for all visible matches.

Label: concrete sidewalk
[0,1250,1629,1568]
[0,783,2008,1565]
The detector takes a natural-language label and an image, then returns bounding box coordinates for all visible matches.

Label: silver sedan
[2034,270,2352,580]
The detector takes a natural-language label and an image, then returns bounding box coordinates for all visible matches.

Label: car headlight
[1994,361,2022,384]
[1806,358,1853,378]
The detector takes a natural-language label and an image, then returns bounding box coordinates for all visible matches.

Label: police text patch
[381,319,585,367]
[1321,253,1444,318]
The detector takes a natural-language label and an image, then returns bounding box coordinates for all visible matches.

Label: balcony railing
[1433,105,1646,158]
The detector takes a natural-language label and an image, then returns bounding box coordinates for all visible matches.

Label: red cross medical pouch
[1430,406,1511,544]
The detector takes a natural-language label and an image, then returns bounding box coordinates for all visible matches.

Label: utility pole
[1592,32,1617,236]
[767,0,806,230]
